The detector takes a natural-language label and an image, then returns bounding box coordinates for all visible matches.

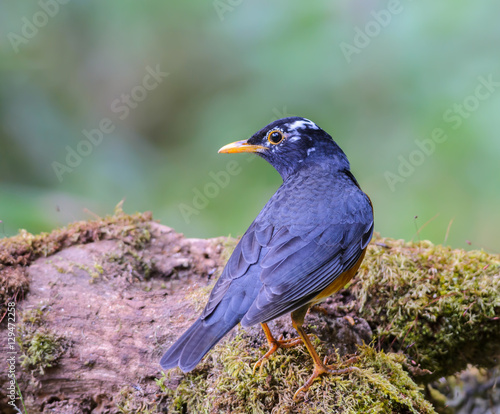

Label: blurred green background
[1,1,499,252]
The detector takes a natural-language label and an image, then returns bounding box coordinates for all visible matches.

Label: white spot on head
[307,147,316,156]
[288,118,319,132]
[289,136,301,142]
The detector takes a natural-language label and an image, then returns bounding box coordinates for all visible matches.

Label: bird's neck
[280,162,350,187]
[280,151,350,182]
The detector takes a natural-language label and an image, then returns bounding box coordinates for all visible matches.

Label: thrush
[160,117,374,399]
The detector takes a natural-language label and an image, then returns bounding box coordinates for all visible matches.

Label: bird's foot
[293,355,360,401]
[253,334,317,374]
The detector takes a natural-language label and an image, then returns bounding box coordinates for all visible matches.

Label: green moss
[0,205,153,316]
[220,236,238,263]
[161,333,435,414]
[94,263,104,274]
[19,330,66,375]
[0,204,152,267]
[106,246,156,282]
[183,283,214,313]
[353,236,500,382]
[70,263,101,283]
[17,307,67,375]
[0,266,29,316]
[20,307,45,325]
[2,211,497,410]
[125,247,155,279]
[115,386,159,413]
[159,235,499,411]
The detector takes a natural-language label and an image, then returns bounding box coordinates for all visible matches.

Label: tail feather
[160,316,237,372]
[160,276,260,372]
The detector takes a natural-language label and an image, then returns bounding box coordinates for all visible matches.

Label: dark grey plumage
[160,117,373,372]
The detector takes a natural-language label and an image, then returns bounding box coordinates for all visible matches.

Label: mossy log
[0,209,498,413]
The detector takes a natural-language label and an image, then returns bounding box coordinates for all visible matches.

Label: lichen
[352,236,500,382]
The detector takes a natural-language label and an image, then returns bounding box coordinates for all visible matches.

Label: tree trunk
[0,210,498,413]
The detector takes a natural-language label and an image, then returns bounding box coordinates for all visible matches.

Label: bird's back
[256,164,372,235]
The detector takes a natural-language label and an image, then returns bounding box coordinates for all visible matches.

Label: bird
[160,117,374,399]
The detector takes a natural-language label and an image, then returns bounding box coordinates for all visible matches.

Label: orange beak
[218,140,267,154]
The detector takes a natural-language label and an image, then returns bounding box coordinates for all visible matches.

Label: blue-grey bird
[160,117,374,398]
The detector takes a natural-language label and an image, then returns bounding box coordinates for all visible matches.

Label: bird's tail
[160,316,237,372]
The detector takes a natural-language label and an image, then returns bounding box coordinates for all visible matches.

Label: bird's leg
[253,322,312,373]
[290,305,360,401]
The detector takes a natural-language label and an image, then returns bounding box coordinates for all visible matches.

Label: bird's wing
[201,221,273,319]
[241,194,373,326]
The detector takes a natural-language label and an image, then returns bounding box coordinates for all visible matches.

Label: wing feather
[203,171,374,326]
[201,221,270,319]
[241,217,373,326]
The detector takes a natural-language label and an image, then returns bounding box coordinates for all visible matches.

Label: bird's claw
[293,357,360,401]
[253,334,316,374]
[252,356,268,374]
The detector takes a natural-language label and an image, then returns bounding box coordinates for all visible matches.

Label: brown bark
[0,223,228,413]
[0,218,498,413]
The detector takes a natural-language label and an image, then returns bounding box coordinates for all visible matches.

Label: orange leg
[253,322,315,373]
[290,305,360,401]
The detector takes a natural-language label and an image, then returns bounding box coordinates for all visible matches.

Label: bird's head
[218,117,349,179]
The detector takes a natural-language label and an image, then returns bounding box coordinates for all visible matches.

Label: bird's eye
[267,130,284,145]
